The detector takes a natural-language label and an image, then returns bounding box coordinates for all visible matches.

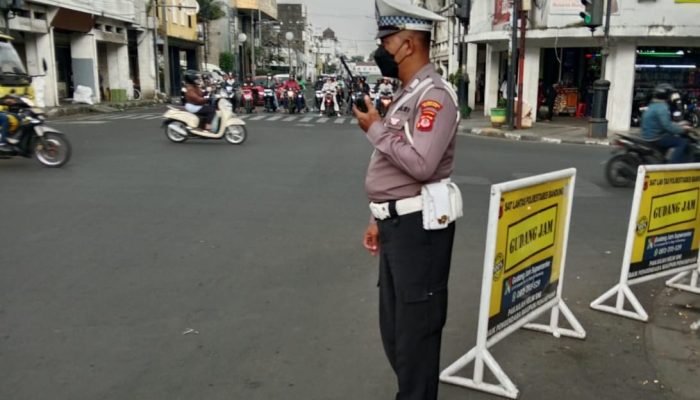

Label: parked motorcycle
[605,128,700,187]
[162,98,247,145]
[0,96,71,167]
[683,93,700,128]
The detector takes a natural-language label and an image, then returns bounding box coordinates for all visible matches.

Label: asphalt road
[0,106,695,400]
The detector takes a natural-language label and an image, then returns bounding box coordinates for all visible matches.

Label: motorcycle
[285,89,305,114]
[683,93,700,128]
[0,96,71,167]
[315,89,323,111]
[377,90,393,118]
[263,88,277,112]
[605,128,700,187]
[162,98,247,145]
[241,84,255,114]
[630,91,648,127]
[323,90,337,117]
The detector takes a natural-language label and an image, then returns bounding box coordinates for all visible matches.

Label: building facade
[464,0,700,131]
[0,0,170,106]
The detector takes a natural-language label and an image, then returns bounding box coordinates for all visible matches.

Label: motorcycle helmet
[183,70,200,85]
[652,83,674,101]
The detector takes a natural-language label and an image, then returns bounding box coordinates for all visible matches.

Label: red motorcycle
[241,84,255,114]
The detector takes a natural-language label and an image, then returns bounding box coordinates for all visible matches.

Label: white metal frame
[440,169,586,399]
[590,163,700,322]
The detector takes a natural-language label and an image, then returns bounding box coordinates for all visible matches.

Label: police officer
[353,1,459,399]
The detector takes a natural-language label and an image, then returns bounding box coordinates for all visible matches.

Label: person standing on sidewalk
[353,1,460,399]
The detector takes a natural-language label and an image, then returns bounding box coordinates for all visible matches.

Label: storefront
[634,47,700,98]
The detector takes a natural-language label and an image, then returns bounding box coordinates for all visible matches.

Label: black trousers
[377,212,455,400]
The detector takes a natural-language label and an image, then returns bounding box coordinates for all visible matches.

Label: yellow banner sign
[630,169,700,279]
[487,178,570,337]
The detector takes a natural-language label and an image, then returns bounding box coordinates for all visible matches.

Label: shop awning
[51,9,94,33]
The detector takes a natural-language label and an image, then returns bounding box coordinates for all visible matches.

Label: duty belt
[369,195,422,220]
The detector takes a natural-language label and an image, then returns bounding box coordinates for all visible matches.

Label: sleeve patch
[416,110,436,132]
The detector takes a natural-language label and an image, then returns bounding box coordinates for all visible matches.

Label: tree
[197,0,226,68]
[219,52,234,73]
[350,55,364,63]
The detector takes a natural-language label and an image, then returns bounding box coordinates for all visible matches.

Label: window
[33,12,46,20]
[188,15,192,28]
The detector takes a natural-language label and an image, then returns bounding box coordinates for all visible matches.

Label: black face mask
[374,43,406,79]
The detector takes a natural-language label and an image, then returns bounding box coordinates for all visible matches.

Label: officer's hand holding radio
[353,95,380,133]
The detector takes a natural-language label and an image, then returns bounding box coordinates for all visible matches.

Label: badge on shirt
[416,110,436,131]
[416,100,443,132]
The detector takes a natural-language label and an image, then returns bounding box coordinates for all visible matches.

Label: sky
[278,0,378,58]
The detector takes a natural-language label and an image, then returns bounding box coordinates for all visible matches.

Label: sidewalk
[458,114,641,146]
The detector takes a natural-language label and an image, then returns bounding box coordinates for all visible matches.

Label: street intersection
[1,106,697,400]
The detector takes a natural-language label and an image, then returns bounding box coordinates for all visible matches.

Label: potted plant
[490,98,507,127]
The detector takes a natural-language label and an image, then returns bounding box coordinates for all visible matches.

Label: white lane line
[267,115,283,121]
[334,118,346,124]
[106,114,139,120]
[317,117,329,123]
[283,116,297,122]
[52,120,107,125]
[248,115,265,121]
[144,114,164,119]
[300,117,312,122]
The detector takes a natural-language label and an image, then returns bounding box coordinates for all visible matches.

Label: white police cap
[376,0,446,39]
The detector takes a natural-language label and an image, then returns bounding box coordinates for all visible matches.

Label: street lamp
[238,33,247,78]
[285,31,294,75]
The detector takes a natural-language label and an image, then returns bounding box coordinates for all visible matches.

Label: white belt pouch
[421,179,463,230]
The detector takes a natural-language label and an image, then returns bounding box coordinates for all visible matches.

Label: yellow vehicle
[0,34,33,102]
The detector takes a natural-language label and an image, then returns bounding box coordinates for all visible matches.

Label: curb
[47,100,165,119]
[460,126,611,147]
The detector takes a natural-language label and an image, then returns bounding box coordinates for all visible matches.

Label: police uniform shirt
[365,63,459,202]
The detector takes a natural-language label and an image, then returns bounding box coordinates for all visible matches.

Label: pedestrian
[353,1,461,399]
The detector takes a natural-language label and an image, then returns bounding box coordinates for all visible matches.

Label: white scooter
[162,98,247,144]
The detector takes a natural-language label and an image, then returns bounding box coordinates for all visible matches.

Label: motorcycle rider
[282,75,303,108]
[183,70,215,131]
[264,75,279,111]
[641,83,691,163]
[0,111,12,152]
[375,77,394,107]
[320,77,341,116]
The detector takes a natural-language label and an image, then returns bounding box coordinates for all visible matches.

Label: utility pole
[152,0,160,95]
[515,5,527,129]
[506,0,520,130]
[161,0,171,97]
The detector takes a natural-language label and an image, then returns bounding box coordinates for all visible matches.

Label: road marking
[296,123,315,127]
[106,114,138,119]
[144,114,163,119]
[249,115,265,121]
[267,115,283,121]
[52,120,107,124]
[300,117,312,122]
[317,117,329,123]
[283,116,297,122]
[334,118,346,124]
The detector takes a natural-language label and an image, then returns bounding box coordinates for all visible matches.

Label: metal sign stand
[441,169,586,399]
[590,164,700,321]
